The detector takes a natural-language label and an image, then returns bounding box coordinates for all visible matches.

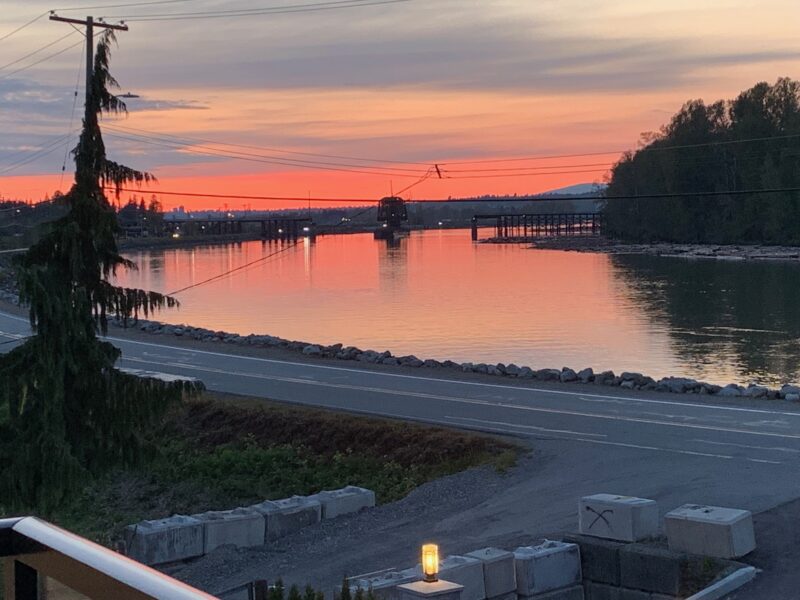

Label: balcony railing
[1,516,218,599]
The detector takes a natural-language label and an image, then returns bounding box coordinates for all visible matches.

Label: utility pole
[49,13,128,112]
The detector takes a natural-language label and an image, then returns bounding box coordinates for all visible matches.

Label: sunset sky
[1,0,799,209]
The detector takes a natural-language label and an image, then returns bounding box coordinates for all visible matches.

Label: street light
[421,544,439,583]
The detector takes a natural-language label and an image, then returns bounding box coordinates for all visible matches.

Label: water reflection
[117,231,800,386]
[610,254,800,385]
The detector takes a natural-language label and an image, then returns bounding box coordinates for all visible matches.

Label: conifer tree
[0,31,201,511]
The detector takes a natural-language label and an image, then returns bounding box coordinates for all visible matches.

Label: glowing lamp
[421,544,439,583]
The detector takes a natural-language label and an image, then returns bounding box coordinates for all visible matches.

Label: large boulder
[560,367,578,383]
[577,368,594,383]
[536,368,561,381]
[717,384,743,397]
[302,344,322,356]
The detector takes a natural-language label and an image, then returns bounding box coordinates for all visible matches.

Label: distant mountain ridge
[537,183,607,196]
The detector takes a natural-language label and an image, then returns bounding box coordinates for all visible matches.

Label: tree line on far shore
[603,78,800,244]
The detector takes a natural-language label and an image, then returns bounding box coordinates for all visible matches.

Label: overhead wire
[102,0,412,21]
[59,36,87,189]
[0,30,79,72]
[439,133,800,166]
[102,130,428,178]
[0,12,49,44]
[0,37,86,81]
[165,203,377,296]
[104,122,431,166]
[102,125,429,172]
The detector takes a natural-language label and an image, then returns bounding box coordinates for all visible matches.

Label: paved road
[1,309,796,595]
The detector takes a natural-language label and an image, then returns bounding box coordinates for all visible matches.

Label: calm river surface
[118,229,800,386]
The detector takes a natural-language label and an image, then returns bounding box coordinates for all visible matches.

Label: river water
[117,229,800,386]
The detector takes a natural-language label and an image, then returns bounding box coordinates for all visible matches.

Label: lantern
[421,544,439,583]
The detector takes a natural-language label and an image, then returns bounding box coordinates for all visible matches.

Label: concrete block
[124,514,204,565]
[485,593,515,600]
[250,496,321,542]
[351,570,419,600]
[579,494,659,542]
[466,547,516,598]
[619,544,684,596]
[194,507,265,553]
[514,541,582,596]
[520,584,584,600]
[664,504,755,559]
[562,534,624,586]
[309,486,376,519]
[398,580,464,600]
[402,556,486,600]
[583,582,621,600]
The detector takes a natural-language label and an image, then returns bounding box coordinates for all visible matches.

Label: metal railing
[1,516,218,599]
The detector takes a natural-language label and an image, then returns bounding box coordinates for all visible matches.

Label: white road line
[691,439,800,454]
[118,356,800,441]
[441,418,783,465]
[3,308,799,419]
[444,415,607,438]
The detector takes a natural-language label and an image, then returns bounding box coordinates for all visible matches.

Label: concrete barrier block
[310,486,376,519]
[582,582,621,600]
[352,571,423,600]
[402,556,486,600]
[195,507,265,553]
[521,584,584,599]
[562,534,625,586]
[619,544,684,596]
[664,504,755,559]
[398,580,464,600]
[514,541,582,597]
[466,547,516,598]
[579,494,659,542]
[124,514,204,565]
[250,496,322,542]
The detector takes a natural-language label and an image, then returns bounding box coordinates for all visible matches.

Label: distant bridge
[471,212,602,241]
[165,215,313,240]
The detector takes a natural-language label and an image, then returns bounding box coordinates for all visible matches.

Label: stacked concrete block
[350,570,419,600]
[310,486,376,519]
[579,495,659,542]
[124,515,204,565]
[561,533,630,590]
[194,507,266,553]
[402,556,486,600]
[619,544,687,597]
[250,496,322,542]
[664,504,756,559]
[514,541,582,599]
[397,580,464,600]
[465,547,516,600]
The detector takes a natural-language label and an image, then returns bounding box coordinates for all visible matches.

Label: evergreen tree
[0,31,201,511]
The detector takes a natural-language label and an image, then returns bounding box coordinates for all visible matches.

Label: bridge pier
[472,212,602,242]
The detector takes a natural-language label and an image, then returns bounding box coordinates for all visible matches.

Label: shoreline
[520,236,800,261]
[2,291,796,403]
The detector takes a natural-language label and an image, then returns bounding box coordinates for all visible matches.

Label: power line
[166,204,376,295]
[109,188,380,202]
[0,37,85,81]
[0,134,76,175]
[440,133,800,166]
[102,125,429,173]
[0,12,48,44]
[108,185,800,205]
[55,0,192,10]
[60,36,86,190]
[103,131,427,177]
[0,30,79,72]
[108,0,412,21]
[104,122,431,166]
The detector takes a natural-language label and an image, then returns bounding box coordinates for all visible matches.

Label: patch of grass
[47,393,518,544]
